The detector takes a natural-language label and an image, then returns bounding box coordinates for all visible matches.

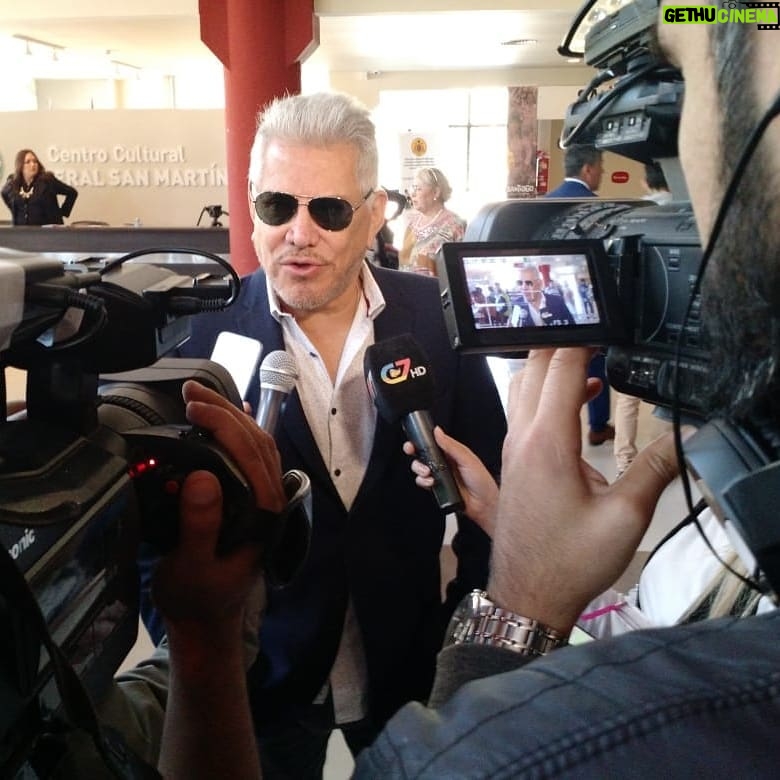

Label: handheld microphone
[255,350,299,435]
[364,334,464,512]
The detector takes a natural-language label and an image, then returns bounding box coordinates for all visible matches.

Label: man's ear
[582,164,598,187]
[367,188,389,237]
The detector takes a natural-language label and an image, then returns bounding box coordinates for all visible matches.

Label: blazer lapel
[279,388,335,495]
[352,268,418,514]
[237,274,331,489]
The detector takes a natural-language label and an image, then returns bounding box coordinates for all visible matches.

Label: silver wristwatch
[445,590,569,657]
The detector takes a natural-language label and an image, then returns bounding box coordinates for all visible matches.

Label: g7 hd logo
[379,357,427,384]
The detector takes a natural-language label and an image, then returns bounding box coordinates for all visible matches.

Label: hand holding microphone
[403,426,499,534]
[364,334,464,512]
[255,350,299,435]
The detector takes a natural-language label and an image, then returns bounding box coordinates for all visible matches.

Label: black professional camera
[437,0,707,416]
[0,248,309,777]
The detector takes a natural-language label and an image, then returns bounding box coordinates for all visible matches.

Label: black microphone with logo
[255,350,299,435]
[364,334,464,513]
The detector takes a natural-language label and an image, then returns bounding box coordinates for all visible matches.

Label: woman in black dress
[1,148,78,225]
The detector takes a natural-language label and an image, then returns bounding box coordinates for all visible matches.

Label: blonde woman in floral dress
[398,167,465,277]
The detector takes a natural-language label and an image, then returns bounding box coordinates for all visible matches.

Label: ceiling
[0,1,588,82]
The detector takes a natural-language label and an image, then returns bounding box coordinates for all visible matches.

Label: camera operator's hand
[488,348,682,635]
[183,379,286,516]
[152,380,286,624]
[153,470,261,635]
[403,427,499,533]
[155,468,262,779]
[154,380,282,779]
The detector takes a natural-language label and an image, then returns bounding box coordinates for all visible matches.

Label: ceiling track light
[13,34,65,60]
[110,59,143,78]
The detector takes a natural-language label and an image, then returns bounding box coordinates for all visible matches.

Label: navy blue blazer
[177,264,507,731]
[544,179,597,199]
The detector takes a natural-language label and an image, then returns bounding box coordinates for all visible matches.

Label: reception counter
[0,225,230,270]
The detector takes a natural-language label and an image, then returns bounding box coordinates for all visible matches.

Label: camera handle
[0,546,160,778]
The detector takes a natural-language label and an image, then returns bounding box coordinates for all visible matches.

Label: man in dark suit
[545,144,614,446]
[142,91,506,779]
[511,264,576,327]
[545,143,604,198]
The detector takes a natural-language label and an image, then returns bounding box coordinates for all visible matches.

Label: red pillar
[199,0,317,275]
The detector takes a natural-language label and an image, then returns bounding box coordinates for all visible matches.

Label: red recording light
[129,457,159,479]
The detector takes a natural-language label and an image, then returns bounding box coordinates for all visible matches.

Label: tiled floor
[119,357,697,779]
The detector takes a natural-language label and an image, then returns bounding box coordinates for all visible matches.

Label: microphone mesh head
[260,350,299,392]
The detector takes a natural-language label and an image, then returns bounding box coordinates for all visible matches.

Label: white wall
[0,110,228,227]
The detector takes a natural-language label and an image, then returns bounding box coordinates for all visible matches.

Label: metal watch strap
[450,590,569,657]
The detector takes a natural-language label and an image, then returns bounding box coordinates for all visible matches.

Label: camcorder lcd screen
[438,239,627,353]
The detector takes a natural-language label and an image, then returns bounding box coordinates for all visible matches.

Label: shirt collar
[563,176,593,192]
[360,261,386,320]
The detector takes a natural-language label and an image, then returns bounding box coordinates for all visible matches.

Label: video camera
[0,248,309,776]
[437,0,706,416]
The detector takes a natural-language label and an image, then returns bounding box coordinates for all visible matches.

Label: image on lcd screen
[463,252,600,329]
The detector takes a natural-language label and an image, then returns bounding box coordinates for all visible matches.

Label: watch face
[446,590,488,645]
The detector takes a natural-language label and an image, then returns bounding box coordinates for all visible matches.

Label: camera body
[439,197,706,416]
